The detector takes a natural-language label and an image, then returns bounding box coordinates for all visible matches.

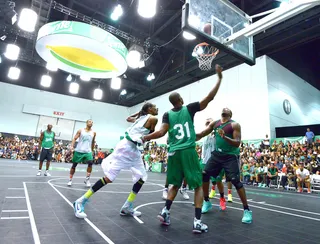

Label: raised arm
[143,123,169,141]
[218,122,241,148]
[126,111,140,123]
[199,64,223,111]
[196,121,215,141]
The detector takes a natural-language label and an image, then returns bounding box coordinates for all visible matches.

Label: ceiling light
[138,0,157,18]
[69,82,79,94]
[120,89,127,95]
[4,44,20,60]
[188,15,201,28]
[147,73,155,81]
[40,75,52,87]
[18,8,38,32]
[66,74,72,82]
[46,62,58,72]
[111,4,123,21]
[8,67,20,80]
[0,56,2,64]
[111,77,121,90]
[93,88,103,100]
[183,31,196,40]
[80,75,90,81]
[126,50,141,69]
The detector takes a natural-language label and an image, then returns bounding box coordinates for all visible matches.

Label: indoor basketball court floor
[0,158,319,244]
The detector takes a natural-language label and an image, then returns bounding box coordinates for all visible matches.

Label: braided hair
[137,102,154,118]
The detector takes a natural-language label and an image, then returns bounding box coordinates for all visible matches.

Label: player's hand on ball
[217,128,225,138]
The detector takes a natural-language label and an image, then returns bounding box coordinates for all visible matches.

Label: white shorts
[101,139,147,183]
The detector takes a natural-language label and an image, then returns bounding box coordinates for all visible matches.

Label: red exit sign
[53,111,65,116]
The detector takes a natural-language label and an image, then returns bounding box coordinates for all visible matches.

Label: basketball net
[193,43,219,71]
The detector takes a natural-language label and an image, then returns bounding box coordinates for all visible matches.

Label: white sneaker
[36,171,41,176]
[68,180,72,186]
[84,179,91,188]
[162,188,168,200]
[180,188,190,200]
[120,201,141,217]
[73,197,88,219]
[193,218,208,234]
[44,171,51,177]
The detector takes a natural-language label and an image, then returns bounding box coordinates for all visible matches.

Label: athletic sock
[228,189,232,195]
[204,196,209,202]
[195,208,201,220]
[165,184,169,188]
[127,179,144,203]
[243,205,250,211]
[182,183,187,189]
[91,177,107,193]
[220,192,224,198]
[211,185,215,190]
[165,199,173,210]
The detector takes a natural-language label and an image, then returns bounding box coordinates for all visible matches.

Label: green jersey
[167,106,196,152]
[214,120,240,155]
[41,131,54,149]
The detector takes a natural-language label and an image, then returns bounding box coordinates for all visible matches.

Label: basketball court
[0,159,319,244]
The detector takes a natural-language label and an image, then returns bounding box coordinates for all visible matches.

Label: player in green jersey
[37,124,55,176]
[142,64,223,234]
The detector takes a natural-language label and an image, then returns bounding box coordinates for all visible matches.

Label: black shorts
[204,151,240,182]
[40,148,53,162]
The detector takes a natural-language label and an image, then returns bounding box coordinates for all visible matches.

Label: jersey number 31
[173,122,191,140]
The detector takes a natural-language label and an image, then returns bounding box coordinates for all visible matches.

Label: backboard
[182,0,255,65]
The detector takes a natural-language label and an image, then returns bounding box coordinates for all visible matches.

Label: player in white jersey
[73,103,158,219]
[68,120,96,187]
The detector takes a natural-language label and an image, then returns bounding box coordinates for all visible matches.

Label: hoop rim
[193,42,220,57]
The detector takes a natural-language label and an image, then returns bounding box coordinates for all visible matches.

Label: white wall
[129,56,270,143]
[266,57,320,138]
[0,82,130,148]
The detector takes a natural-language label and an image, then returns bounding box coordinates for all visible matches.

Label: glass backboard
[182,0,255,65]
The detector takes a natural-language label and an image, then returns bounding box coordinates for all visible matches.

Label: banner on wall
[22,104,91,122]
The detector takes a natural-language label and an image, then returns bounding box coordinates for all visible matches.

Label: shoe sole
[157,215,170,226]
[242,220,252,224]
[192,229,208,234]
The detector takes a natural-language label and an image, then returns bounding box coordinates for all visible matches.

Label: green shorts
[167,147,202,190]
[72,151,93,163]
[201,163,224,183]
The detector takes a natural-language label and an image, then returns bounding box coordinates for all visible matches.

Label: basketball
[203,23,212,35]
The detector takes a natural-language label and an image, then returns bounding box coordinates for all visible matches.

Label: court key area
[0,159,319,244]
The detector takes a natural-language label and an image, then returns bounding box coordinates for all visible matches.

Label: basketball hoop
[193,42,219,71]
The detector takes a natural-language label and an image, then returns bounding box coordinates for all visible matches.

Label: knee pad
[71,163,78,169]
[203,171,210,183]
[231,178,243,190]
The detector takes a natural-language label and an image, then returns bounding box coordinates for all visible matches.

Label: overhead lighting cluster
[110,4,123,21]
[147,73,155,81]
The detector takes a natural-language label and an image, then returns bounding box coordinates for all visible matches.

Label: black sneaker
[193,218,208,234]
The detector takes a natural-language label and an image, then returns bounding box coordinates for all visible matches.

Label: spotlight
[120,89,127,95]
[110,4,123,21]
[93,88,103,100]
[40,75,52,87]
[147,73,155,81]
[69,82,79,94]
[8,66,20,80]
[80,75,90,81]
[66,74,72,82]
[183,31,196,40]
[126,50,141,69]
[138,0,157,18]
[4,43,20,60]
[18,8,37,32]
[111,77,121,90]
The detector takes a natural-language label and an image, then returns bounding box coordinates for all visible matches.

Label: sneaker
[36,171,41,176]
[73,197,88,219]
[242,209,252,224]
[158,207,170,226]
[209,189,216,198]
[44,171,51,177]
[193,218,208,234]
[201,200,212,214]
[67,180,72,187]
[297,188,302,193]
[307,189,311,194]
[120,201,141,217]
[227,194,233,202]
[84,179,91,188]
[219,197,226,211]
[180,188,189,200]
[162,188,168,200]
[258,183,262,187]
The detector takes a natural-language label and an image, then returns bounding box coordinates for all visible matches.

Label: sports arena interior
[0,0,320,243]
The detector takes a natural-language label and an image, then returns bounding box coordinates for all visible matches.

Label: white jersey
[75,128,94,153]
[126,114,151,142]
[202,134,215,164]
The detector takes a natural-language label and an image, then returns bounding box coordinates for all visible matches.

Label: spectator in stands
[296,162,311,193]
[305,128,314,146]
[267,163,278,186]
[256,162,268,187]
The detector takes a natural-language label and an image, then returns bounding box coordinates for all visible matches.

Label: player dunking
[73,103,158,218]
[197,108,252,223]
[37,124,55,176]
[142,64,223,233]
[68,119,96,187]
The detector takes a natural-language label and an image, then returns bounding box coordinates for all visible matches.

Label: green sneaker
[201,201,213,214]
[242,210,252,224]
